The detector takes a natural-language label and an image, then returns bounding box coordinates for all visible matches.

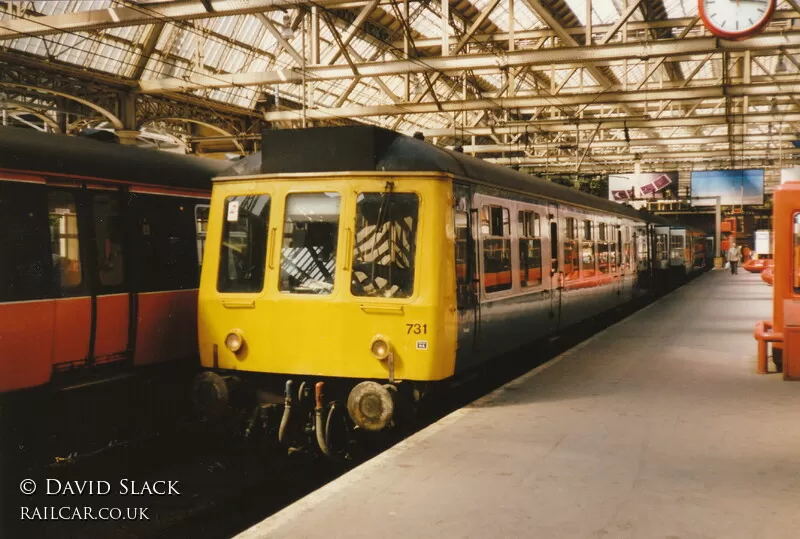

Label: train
[192,126,710,456]
[0,127,227,396]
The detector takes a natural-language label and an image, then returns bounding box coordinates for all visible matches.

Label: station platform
[239,270,800,539]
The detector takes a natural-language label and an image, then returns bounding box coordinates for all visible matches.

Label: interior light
[776,55,788,74]
[281,12,293,40]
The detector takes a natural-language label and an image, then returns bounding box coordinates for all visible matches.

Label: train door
[454,184,479,365]
[548,205,561,327]
[48,188,93,378]
[87,189,131,370]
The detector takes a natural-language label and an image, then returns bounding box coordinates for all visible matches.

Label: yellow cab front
[198,171,458,384]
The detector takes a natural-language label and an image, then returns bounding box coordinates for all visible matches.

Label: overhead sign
[691,169,764,206]
[608,172,678,204]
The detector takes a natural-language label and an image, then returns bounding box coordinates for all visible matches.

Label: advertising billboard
[690,169,764,206]
[608,172,678,203]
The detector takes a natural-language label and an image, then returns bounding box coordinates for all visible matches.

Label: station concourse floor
[239,269,800,539]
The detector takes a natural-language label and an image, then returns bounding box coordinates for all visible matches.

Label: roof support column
[441,0,449,56]
[118,92,139,145]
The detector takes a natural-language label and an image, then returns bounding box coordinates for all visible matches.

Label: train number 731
[406,323,427,335]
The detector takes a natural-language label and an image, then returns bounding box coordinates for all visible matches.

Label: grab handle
[267,227,277,269]
[343,228,352,271]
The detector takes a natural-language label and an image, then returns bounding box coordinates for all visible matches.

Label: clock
[698,0,776,40]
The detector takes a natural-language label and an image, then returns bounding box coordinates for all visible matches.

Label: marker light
[225,331,244,353]
[370,336,391,360]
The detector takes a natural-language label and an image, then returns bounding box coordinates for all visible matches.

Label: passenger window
[218,194,271,293]
[794,214,800,292]
[597,223,609,274]
[0,183,52,302]
[93,193,124,288]
[563,217,578,279]
[351,192,419,298]
[518,210,542,288]
[280,192,340,295]
[481,205,511,293]
[581,220,596,276]
[195,204,210,266]
[49,190,83,291]
[130,194,203,292]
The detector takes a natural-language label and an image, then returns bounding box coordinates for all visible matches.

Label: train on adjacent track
[192,126,710,457]
[0,127,227,396]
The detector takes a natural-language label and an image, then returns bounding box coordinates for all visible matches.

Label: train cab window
[280,192,340,295]
[0,183,52,302]
[563,217,578,278]
[581,220,596,276]
[93,193,124,288]
[49,190,83,292]
[481,205,512,293]
[351,192,419,298]
[218,194,271,293]
[670,233,685,259]
[518,210,542,288]
[597,223,609,274]
[195,204,210,265]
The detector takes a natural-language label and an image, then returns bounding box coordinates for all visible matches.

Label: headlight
[225,331,244,353]
[370,336,391,360]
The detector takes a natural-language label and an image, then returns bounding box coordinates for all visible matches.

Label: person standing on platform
[727,242,741,275]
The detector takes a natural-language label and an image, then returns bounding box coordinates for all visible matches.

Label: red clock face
[698,0,776,40]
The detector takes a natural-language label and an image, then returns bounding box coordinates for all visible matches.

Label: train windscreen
[351,192,419,298]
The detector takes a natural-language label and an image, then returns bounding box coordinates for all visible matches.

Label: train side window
[93,193,125,288]
[195,204,210,265]
[129,194,201,292]
[581,220,596,276]
[518,210,541,288]
[351,192,419,298]
[0,183,52,302]
[48,190,83,293]
[597,223,609,274]
[794,214,800,292]
[280,192,340,295]
[218,194,271,293]
[481,205,512,293]
[563,217,578,278]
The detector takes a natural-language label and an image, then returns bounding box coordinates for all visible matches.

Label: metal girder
[390,10,800,50]
[139,30,800,93]
[0,0,345,41]
[263,82,800,121]
[324,0,380,65]
[488,148,800,165]
[412,112,800,137]
[457,134,798,154]
[0,82,123,128]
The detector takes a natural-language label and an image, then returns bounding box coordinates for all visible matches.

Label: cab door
[454,184,479,366]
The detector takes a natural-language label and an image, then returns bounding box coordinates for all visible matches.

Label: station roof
[0,0,798,188]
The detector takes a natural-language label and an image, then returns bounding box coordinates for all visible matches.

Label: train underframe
[193,371,426,459]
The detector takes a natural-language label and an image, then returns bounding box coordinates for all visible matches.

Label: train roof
[0,127,230,190]
[225,125,650,222]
